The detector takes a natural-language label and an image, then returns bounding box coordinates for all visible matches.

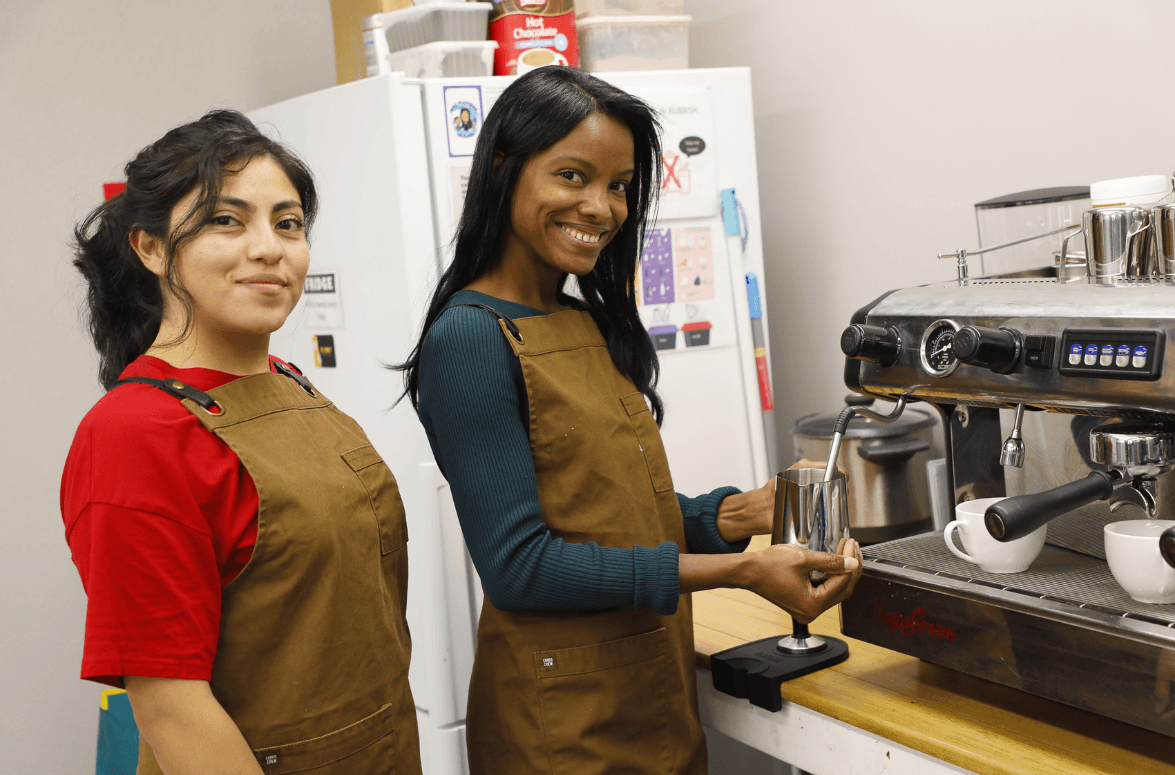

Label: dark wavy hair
[72,109,318,389]
[400,67,665,422]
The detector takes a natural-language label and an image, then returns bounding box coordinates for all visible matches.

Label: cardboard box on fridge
[330,0,415,84]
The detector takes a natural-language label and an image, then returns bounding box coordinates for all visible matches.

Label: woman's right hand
[744,537,862,624]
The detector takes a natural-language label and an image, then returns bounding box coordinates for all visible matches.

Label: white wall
[0,3,335,771]
[686,0,1175,453]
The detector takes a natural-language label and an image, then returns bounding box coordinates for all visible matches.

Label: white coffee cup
[1104,520,1175,604]
[516,47,568,75]
[944,497,1046,573]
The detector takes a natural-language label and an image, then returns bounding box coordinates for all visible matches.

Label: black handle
[857,438,931,465]
[984,471,1118,542]
[840,324,901,367]
[791,618,810,639]
[1161,527,1175,570]
[952,325,1022,374]
[844,393,875,407]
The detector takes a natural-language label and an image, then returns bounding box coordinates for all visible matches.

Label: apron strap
[109,376,222,414]
[448,303,523,344]
[110,362,316,412]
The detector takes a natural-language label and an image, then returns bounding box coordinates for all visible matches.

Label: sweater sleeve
[417,304,681,615]
[678,488,752,555]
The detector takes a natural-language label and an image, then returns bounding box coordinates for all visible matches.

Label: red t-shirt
[60,355,279,687]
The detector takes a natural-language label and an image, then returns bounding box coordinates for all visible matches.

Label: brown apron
[464,308,707,775]
[121,367,421,774]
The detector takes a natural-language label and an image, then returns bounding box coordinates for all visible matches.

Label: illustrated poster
[637,86,718,220]
[635,219,735,353]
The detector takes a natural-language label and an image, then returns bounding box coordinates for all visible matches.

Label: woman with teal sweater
[400,67,862,774]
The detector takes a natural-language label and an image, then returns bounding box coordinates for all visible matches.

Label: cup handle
[944,521,975,563]
[554,52,568,66]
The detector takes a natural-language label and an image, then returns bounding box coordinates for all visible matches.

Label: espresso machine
[835,198,1175,736]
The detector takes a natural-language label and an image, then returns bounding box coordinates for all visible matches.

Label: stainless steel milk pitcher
[773,468,849,581]
[1083,206,1154,283]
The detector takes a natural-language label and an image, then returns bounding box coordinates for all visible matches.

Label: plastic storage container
[387,40,498,79]
[974,186,1090,277]
[576,14,690,72]
[363,2,491,76]
[575,0,685,16]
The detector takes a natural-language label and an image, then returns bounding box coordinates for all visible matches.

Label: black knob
[841,324,900,367]
[952,325,1022,374]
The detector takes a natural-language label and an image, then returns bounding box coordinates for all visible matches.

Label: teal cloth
[417,290,749,616]
[97,691,138,775]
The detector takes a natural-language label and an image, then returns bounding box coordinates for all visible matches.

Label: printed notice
[302,272,344,329]
[635,219,735,353]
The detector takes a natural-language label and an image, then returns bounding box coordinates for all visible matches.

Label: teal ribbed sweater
[417,290,748,616]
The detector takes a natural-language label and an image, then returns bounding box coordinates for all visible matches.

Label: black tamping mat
[710,635,850,712]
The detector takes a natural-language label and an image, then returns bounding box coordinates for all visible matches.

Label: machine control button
[1059,328,1164,381]
[1024,335,1056,369]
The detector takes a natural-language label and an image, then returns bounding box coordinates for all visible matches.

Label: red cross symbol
[662,155,683,191]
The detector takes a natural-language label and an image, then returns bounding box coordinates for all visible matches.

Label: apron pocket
[620,392,675,493]
[535,628,672,775]
[342,445,408,555]
[253,703,399,774]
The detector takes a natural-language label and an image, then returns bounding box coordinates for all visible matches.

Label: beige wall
[686,0,1175,454]
[0,2,335,771]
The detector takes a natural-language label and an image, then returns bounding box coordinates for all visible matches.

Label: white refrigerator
[249,67,773,774]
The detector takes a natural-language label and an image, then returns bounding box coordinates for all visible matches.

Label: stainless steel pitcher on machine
[837,219,1175,736]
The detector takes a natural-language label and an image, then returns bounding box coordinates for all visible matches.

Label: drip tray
[840,533,1175,737]
[865,532,1175,626]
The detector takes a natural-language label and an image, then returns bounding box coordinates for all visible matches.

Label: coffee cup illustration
[516,48,568,75]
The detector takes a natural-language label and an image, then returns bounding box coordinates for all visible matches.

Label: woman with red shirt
[62,110,421,774]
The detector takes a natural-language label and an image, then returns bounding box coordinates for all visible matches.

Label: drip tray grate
[864,532,1175,626]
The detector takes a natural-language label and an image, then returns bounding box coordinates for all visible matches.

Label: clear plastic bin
[575,0,685,16]
[363,2,491,76]
[386,40,497,79]
[576,14,690,73]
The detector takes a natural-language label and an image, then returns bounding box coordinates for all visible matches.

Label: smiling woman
[62,110,422,775]
[398,67,862,775]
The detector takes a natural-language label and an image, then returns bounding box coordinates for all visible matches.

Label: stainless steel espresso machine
[836,271,1175,736]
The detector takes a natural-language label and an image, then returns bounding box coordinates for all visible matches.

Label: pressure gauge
[920,319,961,377]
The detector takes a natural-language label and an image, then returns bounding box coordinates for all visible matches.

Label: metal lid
[794,405,935,440]
[974,186,1090,210]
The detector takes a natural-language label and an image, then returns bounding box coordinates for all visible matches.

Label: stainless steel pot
[792,396,936,543]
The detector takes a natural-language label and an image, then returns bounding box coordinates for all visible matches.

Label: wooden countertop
[693,585,1175,775]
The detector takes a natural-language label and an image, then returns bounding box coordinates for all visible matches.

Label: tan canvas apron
[117,367,421,775]
[463,308,707,775]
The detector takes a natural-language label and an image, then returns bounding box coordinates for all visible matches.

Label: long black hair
[72,109,317,389]
[400,67,666,422]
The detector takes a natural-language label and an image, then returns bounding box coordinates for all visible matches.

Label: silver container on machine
[1083,206,1154,283]
[1150,203,1175,283]
[793,396,937,543]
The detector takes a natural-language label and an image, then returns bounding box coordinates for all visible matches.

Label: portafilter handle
[1161,526,1175,569]
[984,470,1121,543]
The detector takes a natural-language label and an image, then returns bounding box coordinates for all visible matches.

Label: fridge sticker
[450,164,472,235]
[673,226,715,303]
[301,272,344,329]
[639,86,717,219]
[313,334,337,368]
[635,220,735,353]
[444,85,484,157]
